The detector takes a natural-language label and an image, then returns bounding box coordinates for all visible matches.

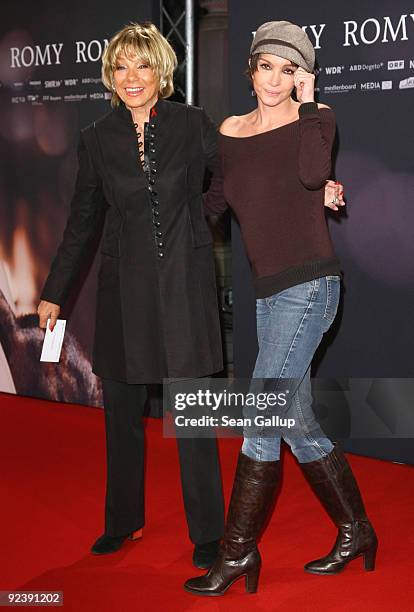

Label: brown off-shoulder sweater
[204,102,341,298]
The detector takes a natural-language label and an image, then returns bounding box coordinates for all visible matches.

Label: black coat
[41,99,223,383]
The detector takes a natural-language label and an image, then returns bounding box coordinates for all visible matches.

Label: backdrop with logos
[0,0,158,405]
[228,0,414,462]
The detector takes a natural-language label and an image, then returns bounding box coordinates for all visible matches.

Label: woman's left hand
[324,180,345,211]
[294,68,315,104]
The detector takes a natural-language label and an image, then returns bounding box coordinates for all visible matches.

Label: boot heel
[363,545,377,571]
[129,529,143,541]
[245,567,260,593]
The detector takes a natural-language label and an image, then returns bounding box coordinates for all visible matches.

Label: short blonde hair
[102,22,177,107]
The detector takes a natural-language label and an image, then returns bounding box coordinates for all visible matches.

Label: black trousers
[102,378,225,544]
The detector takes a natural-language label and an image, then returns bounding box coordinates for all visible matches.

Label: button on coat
[41,99,223,383]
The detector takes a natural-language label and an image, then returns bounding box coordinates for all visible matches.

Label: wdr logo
[324,66,344,75]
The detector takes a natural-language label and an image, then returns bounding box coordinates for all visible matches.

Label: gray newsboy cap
[250,21,315,72]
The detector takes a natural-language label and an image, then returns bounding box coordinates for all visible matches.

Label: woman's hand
[324,180,345,211]
[294,68,315,104]
[37,300,61,331]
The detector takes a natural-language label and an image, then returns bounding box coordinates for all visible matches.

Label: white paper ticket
[40,319,66,363]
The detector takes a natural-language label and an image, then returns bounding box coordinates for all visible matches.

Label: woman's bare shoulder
[317,103,332,110]
[219,114,252,136]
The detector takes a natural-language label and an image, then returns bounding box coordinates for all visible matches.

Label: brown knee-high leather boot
[184,452,281,596]
[300,445,378,575]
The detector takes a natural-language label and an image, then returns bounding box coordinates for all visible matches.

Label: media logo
[410,60,414,69]
[381,81,393,90]
[388,60,404,70]
[324,66,344,75]
[360,82,381,90]
[399,77,414,89]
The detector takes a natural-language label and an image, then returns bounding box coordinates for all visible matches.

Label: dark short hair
[246,53,298,82]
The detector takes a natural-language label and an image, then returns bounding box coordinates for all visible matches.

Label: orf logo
[388,60,404,70]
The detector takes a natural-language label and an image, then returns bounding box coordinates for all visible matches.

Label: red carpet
[1,392,413,611]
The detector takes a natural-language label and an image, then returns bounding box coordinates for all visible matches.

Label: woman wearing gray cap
[185,21,377,596]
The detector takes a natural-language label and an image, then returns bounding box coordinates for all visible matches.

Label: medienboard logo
[399,77,414,89]
[324,83,357,94]
[382,81,393,90]
[388,60,404,70]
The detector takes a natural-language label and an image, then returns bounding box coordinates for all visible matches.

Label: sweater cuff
[298,102,319,117]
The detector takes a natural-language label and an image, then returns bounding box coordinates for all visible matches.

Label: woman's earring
[251,89,257,97]
[160,78,167,89]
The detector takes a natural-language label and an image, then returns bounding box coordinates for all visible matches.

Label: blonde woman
[37,22,225,566]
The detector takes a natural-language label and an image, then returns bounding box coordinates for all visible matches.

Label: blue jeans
[242,276,340,463]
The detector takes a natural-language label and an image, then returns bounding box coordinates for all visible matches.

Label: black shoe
[192,539,221,569]
[91,532,139,555]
